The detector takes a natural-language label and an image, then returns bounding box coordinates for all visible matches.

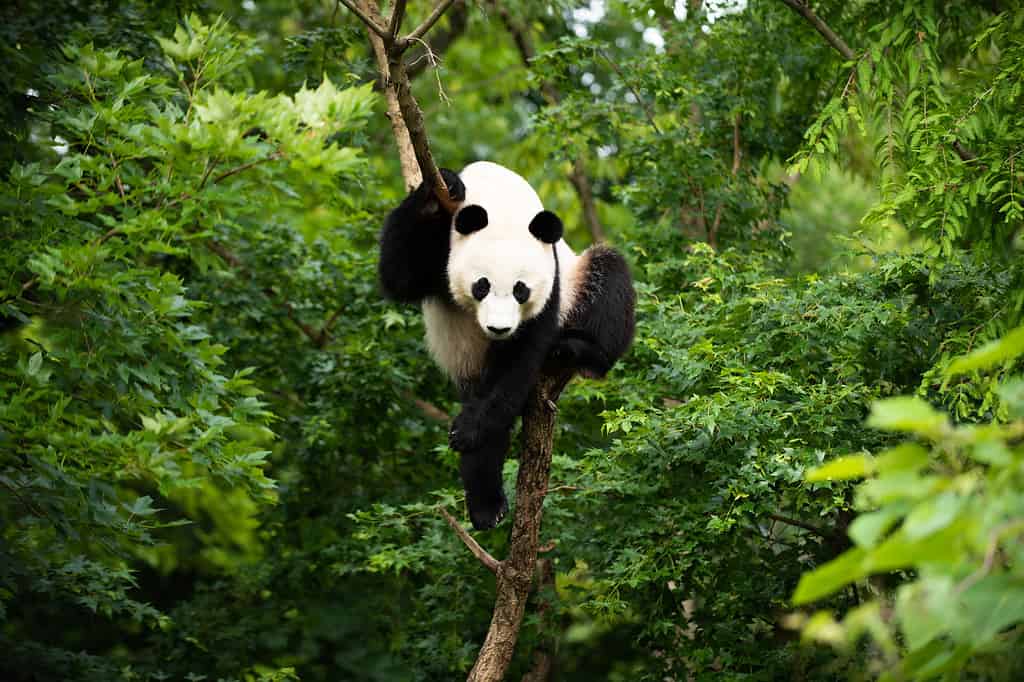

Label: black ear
[455,205,488,235]
[529,210,563,244]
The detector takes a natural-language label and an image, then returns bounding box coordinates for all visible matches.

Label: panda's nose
[487,325,511,335]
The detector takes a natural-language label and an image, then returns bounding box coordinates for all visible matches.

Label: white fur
[422,162,585,383]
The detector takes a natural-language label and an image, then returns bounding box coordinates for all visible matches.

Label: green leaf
[26,352,42,377]
[867,397,949,439]
[946,325,1024,375]
[848,503,910,548]
[902,492,962,540]
[806,454,873,482]
[793,548,868,605]
[874,443,929,473]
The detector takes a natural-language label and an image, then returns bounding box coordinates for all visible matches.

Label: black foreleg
[378,169,464,303]
[450,288,561,530]
[458,431,511,531]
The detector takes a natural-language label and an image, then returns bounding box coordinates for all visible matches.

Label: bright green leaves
[2,13,373,677]
[867,397,950,440]
[806,454,873,482]
[796,331,1024,678]
[947,324,1024,375]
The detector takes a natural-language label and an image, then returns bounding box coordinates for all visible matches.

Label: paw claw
[468,491,509,531]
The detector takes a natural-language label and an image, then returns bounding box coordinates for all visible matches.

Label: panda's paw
[439,168,466,203]
[467,489,509,531]
[449,411,484,452]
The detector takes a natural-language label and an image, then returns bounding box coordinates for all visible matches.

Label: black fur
[455,204,488,234]
[379,169,636,531]
[529,210,563,244]
[546,246,636,378]
[378,168,464,303]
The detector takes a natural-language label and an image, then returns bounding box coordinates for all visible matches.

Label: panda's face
[448,234,555,341]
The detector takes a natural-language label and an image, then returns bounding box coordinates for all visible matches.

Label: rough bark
[347,0,455,209]
[519,557,556,682]
[358,0,422,190]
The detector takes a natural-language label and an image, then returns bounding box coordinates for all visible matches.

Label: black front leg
[449,300,559,530]
[458,432,510,531]
[378,169,465,303]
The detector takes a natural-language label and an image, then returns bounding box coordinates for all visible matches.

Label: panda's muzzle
[486,325,512,336]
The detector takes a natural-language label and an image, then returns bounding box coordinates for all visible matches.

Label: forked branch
[344,0,457,209]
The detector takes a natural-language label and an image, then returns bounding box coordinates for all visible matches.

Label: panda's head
[447,163,563,340]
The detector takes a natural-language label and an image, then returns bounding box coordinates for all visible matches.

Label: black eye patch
[472,277,491,301]
[513,281,531,304]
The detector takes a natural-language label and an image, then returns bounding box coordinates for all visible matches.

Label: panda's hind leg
[552,245,636,378]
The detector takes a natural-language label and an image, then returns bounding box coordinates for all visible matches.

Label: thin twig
[440,507,499,573]
[338,0,390,38]
[598,49,661,134]
[408,36,450,104]
[406,1,468,80]
[776,0,855,61]
[211,151,284,185]
[767,513,832,539]
[399,0,458,50]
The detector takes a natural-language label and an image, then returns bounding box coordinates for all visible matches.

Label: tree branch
[776,0,855,61]
[387,0,407,39]
[468,371,574,681]
[403,391,451,423]
[568,159,606,243]
[354,0,455,208]
[338,0,390,38]
[211,151,284,185]
[399,0,458,50]
[406,0,468,80]
[440,507,499,573]
[767,513,831,539]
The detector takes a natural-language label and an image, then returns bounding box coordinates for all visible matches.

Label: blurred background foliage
[1,0,1023,680]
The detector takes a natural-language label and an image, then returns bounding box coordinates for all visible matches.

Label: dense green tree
[2,1,1022,680]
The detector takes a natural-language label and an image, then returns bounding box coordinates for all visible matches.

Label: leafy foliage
[795,333,1024,680]
[2,1,1023,681]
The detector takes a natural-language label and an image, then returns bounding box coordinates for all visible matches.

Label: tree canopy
[2,1,1024,680]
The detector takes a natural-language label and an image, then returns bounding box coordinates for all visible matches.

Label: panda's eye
[513,281,531,304]
[471,277,491,301]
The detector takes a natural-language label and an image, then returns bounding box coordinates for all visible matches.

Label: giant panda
[379,161,635,530]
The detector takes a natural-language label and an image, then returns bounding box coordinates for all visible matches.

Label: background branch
[490,0,608,243]
[776,0,979,163]
[777,0,855,61]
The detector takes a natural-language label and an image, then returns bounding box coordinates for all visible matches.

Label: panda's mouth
[484,325,513,340]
